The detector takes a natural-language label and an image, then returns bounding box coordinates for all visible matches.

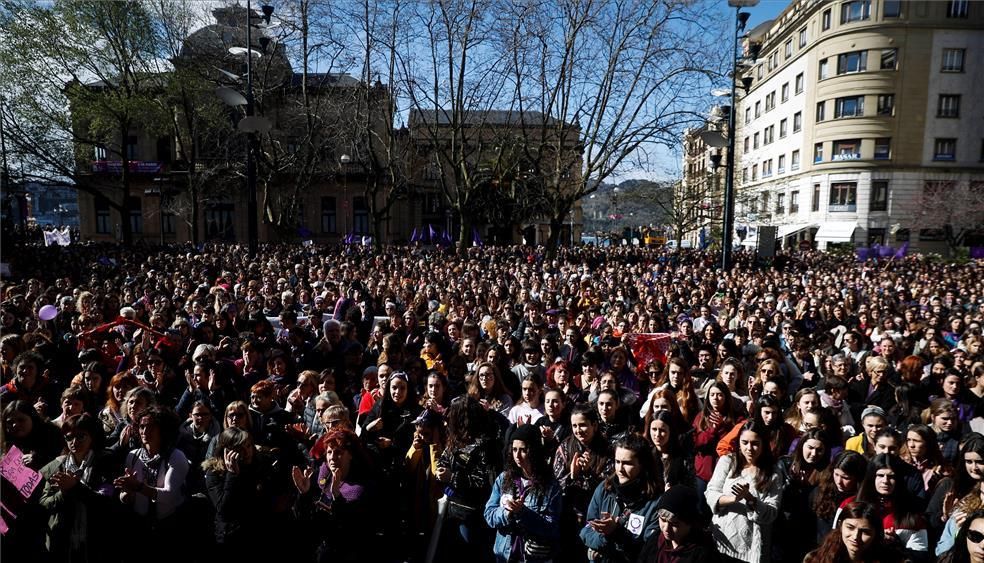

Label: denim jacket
[484,473,562,562]
[579,481,661,562]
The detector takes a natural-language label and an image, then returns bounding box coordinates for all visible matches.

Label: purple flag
[428,224,437,242]
[878,245,894,257]
[893,242,909,258]
[472,227,483,247]
[971,247,984,259]
[441,228,452,245]
[410,227,419,242]
[856,248,871,262]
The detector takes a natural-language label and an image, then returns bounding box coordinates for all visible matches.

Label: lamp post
[339,154,351,236]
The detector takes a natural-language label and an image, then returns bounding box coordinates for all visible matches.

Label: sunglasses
[969,530,984,544]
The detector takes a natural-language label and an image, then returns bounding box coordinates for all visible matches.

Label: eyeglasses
[64,433,88,442]
[325,419,344,428]
[968,530,984,544]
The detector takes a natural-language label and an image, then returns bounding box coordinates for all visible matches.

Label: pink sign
[0,446,43,499]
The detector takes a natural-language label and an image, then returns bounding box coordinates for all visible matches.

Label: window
[822,9,832,30]
[127,196,142,234]
[880,49,897,70]
[841,0,871,23]
[837,51,868,74]
[829,182,858,210]
[814,142,824,163]
[742,168,748,182]
[126,136,138,160]
[763,159,773,178]
[755,101,761,118]
[785,40,793,59]
[752,164,758,180]
[795,73,804,93]
[874,138,892,160]
[793,112,802,132]
[833,139,862,161]
[870,180,888,211]
[942,49,965,72]
[745,108,752,124]
[834,95,864,118]
[934,138,957,161]
[744,137,750,153]
[321,197,337,233]
[757,65,764,79]
[761,192,770,212]
[812,184,821,211]
[205,202,235,240]
[156,137,171,164]
[776,192,785,214]
[819,58,829,79]
[884,0,901,17]
[780,119,788,138]
[877,94,895,116]
[938,94,961,118]
[95,197,111,234]
[753,133,760,149]
[791,150,801,170]
[947,0,969,17]
[94,145,107,161]
[778,154,786,173]
[768,52,777,72]
[791,191,800,213]
[766,92,776,111]
[353,196,369,234]
[765,126,774,145]
[799,28,807,47]
[781,83,789,102]
[816,101,826,122]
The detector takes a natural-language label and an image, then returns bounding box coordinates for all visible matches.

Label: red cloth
[626,333,672,373]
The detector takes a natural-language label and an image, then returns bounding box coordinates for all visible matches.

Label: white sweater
[705,454,782,563]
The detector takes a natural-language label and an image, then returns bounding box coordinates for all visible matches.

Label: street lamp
[339,154,351,235]
[218,2,274,256]
[703,0,760,269]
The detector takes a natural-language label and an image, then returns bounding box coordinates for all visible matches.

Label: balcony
[90,160,164,174]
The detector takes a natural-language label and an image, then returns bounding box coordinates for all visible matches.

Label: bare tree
[898,179,984,255]
[499,0,727,253]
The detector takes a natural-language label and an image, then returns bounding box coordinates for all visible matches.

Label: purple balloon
[38,304,58,321]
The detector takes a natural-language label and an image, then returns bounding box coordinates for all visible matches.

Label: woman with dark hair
[39,413,116,563]
[939,509,984,563]
[654,357,699,423]
[580,433,663,562]
[113,405,189,562]
[484,424,562,562]
[887,382,927,432]
[900,423,949,496]
[805,501,895,563]
[292,429,375,563]
[716,394,796,460]
[705,419,782,563]
[553,403,612,561]
[2,399,63,470]
[1,351,56,416]
[776,428,830,561]
[838,453,928,558]
[646,409,694,489]
[693,381,740,497]
[469,361,514,418]
[436,395,502,562]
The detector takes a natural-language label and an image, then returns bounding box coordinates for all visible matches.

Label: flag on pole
[893,241,909,259]
[856,247,871,262]
[410,227,420,242]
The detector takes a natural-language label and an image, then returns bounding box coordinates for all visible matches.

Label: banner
[626,333,672,373]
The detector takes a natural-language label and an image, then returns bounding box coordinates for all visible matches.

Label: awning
[815,222,857,243]
[777,223,817,239]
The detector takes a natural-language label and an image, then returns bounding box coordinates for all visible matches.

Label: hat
[413,409,442,427]
[505,424,543,450]
[861,405,887,421]
[656,485,701,523]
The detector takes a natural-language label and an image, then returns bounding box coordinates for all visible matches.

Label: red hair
[546,360,578,389]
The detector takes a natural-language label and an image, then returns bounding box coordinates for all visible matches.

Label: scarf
[64,452,95,551]
[136,448,166,487]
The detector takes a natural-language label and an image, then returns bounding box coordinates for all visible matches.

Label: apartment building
[731,0,984,252]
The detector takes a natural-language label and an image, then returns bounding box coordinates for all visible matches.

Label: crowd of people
[1,241,983,563]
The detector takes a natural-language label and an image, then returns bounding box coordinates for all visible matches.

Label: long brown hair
[657,357,698,422]
[729,419,776,492]
[805,501,884,563]
[812,450,868,519]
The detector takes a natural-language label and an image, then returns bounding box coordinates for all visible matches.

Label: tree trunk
[545,214,565,260]
[118,130,133,246]
[457,210,470,255]
[189,178,199,246]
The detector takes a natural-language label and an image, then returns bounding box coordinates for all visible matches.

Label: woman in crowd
[546,359,583,405]
[693,381,740,496]
[554,404,612,561]
[484,424,562,562]
[938,509,984,563]
[776,428,830,560]
[932,436,984,552]
[202,426,268,558]
[805,501,896,563]
[113,405,189,563]
[421,371,451,414]
[292,429,375,563]
[469,362,514,418]
[99,372,138,435]
[655,357,699,423]
[647,409,693,489]
[508,374,545,425]
[901,423,949,497]
[580,433,663,562]
[39,413,115,563]
[705,419,782,563]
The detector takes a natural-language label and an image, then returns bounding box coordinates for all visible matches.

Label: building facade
[728,0,984,252]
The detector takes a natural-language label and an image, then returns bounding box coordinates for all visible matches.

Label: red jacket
[693,413,740,482]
